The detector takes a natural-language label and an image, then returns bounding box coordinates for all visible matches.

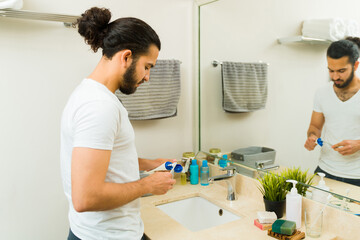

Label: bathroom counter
[140,173,356,240]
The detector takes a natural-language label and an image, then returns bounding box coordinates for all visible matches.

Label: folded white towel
[345,19,360,37]
[302,18,346,41]
[0,0,23,9]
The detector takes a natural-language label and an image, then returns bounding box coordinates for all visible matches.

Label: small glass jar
[208,148,222,165]
[182,152,195,182]
[182,152,195,161]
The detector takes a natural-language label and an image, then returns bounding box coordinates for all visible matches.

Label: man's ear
[118,49,133,67]
[354,60,359,71]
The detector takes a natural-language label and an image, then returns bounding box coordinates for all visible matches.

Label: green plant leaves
[257,172,287,201]
[281,167,315,196]
[257,167,315,201]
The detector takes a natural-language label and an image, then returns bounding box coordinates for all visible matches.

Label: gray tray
[231,146,276,168]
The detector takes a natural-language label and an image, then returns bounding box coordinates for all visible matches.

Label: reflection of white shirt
[313,83,360,179]
[60,79,143,240]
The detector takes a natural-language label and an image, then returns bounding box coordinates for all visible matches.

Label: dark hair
[345,36,360,48]
[77,7,161,59]
[327,38,360,65]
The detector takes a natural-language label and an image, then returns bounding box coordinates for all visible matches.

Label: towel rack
[212,60,223,67]
[0,9,80,27]
[212,60,269,67]
[277,36,332,44]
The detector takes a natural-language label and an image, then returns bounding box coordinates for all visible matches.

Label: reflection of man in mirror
[304,37,360,187]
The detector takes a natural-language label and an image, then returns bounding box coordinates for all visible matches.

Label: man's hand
[332,140,360,155]
[142,171,176,195]
[305,111,324,151]
[304,135,318,151]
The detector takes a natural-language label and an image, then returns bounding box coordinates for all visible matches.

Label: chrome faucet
[255,160,279,171]
[208,166,237,201]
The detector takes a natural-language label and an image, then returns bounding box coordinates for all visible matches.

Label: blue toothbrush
[316,138,332,147]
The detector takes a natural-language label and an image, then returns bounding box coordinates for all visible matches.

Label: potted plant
[257,172,288,218]
[281,167,315,196]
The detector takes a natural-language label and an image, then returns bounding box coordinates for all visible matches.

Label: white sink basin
[156,196,241,231]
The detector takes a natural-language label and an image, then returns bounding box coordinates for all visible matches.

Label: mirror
[196,151,360,214]
[198,0,360,210]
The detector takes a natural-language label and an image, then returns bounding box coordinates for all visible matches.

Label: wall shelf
[0,9,79,27]
[277,35,332,45]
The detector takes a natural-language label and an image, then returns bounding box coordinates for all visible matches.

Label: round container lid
[165,162,173,170]
[174,164,183,173]
[182,152,195,158]
[209,148,221,154]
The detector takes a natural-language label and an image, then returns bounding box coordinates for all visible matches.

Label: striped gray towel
[222,61,268,112]
[115,59,181,120]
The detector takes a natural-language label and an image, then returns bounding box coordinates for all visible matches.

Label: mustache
[329,78,345,83]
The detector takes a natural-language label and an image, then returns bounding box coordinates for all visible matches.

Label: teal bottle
[190,159,199,185]
[219,154,228,168]
[200,160,209,186]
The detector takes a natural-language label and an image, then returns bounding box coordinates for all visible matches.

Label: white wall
[199,0,360,172]
[0,0,194,239]
[4,0,360,238]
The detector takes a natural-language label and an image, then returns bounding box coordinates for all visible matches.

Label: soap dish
[267,229,305,240]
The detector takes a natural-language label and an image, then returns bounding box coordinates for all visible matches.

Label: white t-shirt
[60,79,143,240]
[313,83,360,179]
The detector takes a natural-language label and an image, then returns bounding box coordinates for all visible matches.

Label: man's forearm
[138,158,158,171]
[73,178,150,212]
[307,125,322,138]
[138,158,171,171]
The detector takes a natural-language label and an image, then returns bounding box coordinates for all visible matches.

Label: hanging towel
[221,61,268,113]
[345,19,360,37]
[115,59,181,120]
[0,0,23,9]
[302,18,346,41]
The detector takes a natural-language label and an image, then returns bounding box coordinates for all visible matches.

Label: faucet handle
[221,166,236,175]
[221,166,236,170]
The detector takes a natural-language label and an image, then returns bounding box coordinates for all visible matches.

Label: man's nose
[144,74,150,82]
[332,72,340,80]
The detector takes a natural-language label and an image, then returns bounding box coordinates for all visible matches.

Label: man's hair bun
[77,7,112,52]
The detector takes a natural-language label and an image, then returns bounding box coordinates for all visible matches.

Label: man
[304,37,360,186]
[60,7,175,240]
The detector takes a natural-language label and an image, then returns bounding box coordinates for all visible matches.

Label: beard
[332,68,354,89]
[119,60,140,95]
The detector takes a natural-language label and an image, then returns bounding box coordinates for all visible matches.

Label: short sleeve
[73,100,120,150]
